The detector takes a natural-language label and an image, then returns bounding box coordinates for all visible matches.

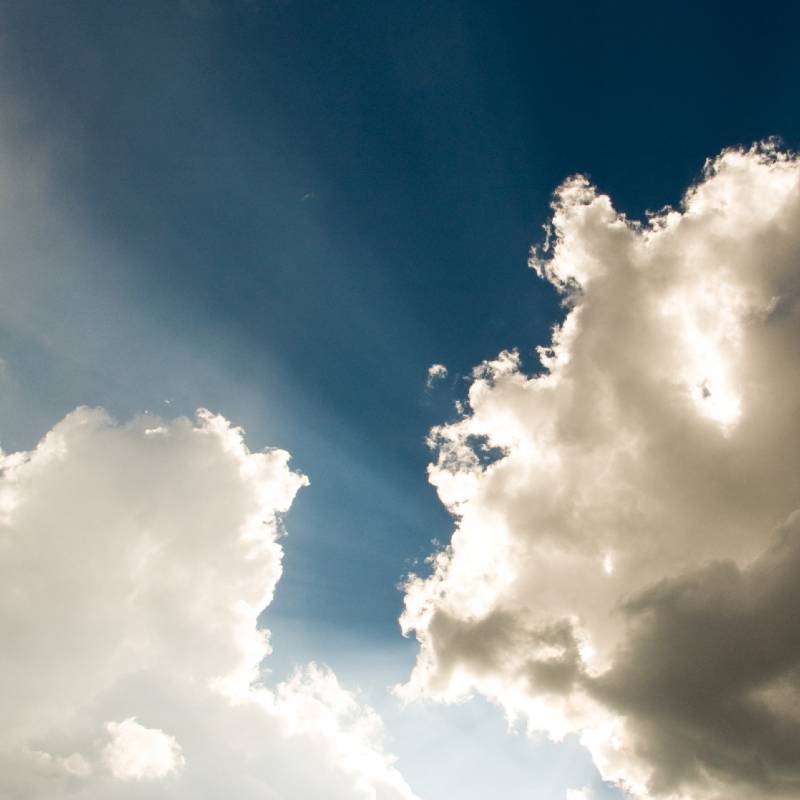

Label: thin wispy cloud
[426,363,448,389]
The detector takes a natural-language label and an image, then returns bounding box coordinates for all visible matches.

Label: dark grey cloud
[593,511,800,797]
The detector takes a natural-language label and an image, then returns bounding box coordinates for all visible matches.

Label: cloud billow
[400,143,800,799]
[0,407,418,799]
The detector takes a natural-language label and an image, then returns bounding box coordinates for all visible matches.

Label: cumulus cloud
[400,143,800,799]
[0,407,417,799]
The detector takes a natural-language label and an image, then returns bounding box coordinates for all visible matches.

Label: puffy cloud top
[0,407,417,799]
[400,143,800,799]
[103,718,184,781]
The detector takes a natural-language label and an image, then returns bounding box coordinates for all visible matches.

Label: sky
[2,2,800,799]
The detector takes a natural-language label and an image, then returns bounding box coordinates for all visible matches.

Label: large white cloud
[0,407,418,799]
[400,143,800,799]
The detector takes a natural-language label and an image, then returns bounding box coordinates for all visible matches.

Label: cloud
[566,789,592,800]
[400,143,800,798]
[103,718,184,781]
[426,363,448,388]
[592,511,800,797]
[0,407,417,799]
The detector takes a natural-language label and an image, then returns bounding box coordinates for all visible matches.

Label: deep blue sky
[0,2,798,795]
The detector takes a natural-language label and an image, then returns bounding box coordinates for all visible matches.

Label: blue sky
[3,3,800,799]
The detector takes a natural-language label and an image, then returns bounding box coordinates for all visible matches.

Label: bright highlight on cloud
[0,407,417,799]
[103,718,184,781]
[566,789,592,800]
[400,143,800,799]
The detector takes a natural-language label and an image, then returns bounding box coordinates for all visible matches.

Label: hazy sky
[2,3,800,799]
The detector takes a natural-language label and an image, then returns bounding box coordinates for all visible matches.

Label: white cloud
[400,143,800,799]
[566,789,591,800]
[104,718,183,781]
[0,407,418,799]
[426,363,449,388]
